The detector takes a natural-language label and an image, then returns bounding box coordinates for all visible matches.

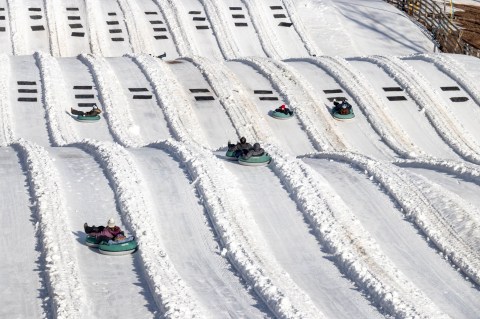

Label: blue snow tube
[225,150,238,160]
[238,153,272,166]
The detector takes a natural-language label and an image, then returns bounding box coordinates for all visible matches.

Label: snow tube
[85,235,138,255]
[85,236,100,248]
[98,238,137,256]
[332,110,355,120]
[75,115,101,122]
[270,110,294,120]
[225,150,238,160]
[238,153,272,166]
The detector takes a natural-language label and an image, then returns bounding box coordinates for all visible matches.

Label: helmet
[240,137,246,144]
[107,218,115,228]
[280,104,286,109]
[253,143,260,150]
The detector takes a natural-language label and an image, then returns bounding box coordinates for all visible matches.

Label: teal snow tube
[332,110,355,120]
[225,150,238,160]
[98,239,138,256]
[75,115,101,122]
[85,236,100,248]
[238,153,272,166]
[270,110,294,120]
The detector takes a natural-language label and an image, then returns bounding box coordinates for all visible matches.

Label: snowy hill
[1,0,479,318]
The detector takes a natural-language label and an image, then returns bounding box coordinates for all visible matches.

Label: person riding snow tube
[332,100,355,120]
[225,137,252,160]
[84,219,138,255]
[271,104,294,120]
[71,106,102,122]
[238,143,271,166]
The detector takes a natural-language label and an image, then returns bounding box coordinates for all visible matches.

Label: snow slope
[1,0,480,318]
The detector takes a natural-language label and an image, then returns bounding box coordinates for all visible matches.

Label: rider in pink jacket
[84,218,123,240]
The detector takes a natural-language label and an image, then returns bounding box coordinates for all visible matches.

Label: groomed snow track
[1,1,480,319]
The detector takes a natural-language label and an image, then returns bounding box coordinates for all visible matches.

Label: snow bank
[117,0,154,54]
[281,0,323,56]
[197,0,237,59]
[79,54,141,147]
[238,56,344,151]
[6,0,26,54]
[154,139,324,319]
[129,54,207,146]
[308,151,480,287]
[84,0,104,55]
[34,52,79,145]
[151,0,197,56]
[272,149,448,318]
[303,56,421,158]
[361,55,480,164]
[42,0,60,56]
[409,53,480,107]
[77,140,205,319]
[13,139,86,318]
[0,54,14,145]
[240,0,284,59]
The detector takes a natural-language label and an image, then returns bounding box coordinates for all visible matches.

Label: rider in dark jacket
[275,104,293,115]
[71,106,102,117]
[243,143,265,159]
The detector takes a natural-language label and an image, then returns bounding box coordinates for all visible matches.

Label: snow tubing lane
[238,154,272,166]
[332,111,355,121]
[75,115,101,122]
[270,110,294,120]
[98,240,138,256]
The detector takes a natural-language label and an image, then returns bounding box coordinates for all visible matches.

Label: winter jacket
[243,143,265,159]
[88,226,122,239]
[236,142,252,151]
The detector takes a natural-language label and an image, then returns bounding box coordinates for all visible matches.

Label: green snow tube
[225,150,238,160]
[238,153,272,166]
[85,236,101,248]
[98,239,138,256]
[75,115,101,122]
[270,110,294,120]
[332,110,355,121]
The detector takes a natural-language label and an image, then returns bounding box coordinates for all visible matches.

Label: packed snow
[0,0,479,318]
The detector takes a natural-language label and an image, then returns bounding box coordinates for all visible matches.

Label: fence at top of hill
[384,0,480,58]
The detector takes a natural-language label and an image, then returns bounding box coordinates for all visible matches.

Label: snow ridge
[268,148,447,318]
[185,56,445,319]
[197,0,237,59]
[117,0,152,54]
[361,55,480,164]
[239,0,284,59]
[304,56,422,158]
[77,140,206,319]
[154,139,324,319]
[280,0,322,56]
[35,52,79,146]
[13,139,87,319]
[84,0,103,55]
[151,0,197,56]
[6,0,26,54]
[185,56,271,143]
[79,54,142,147]
[238,57,344,151]
[309,151,480,286]
[409,53,480,107]
[129,54,207,146]
[0,54,14,145]
[42,0,60,56]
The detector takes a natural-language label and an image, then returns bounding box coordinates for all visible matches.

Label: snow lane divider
[270,148,448,318]
[362,55,480,165]
[34,51,79,146]
[152,140,324,319]
[13,140,87,318]
[311,151,480,287]
[76,140,206,318]
[79,54,142,147]
[129,54,207,146]
[0,54,14,145]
